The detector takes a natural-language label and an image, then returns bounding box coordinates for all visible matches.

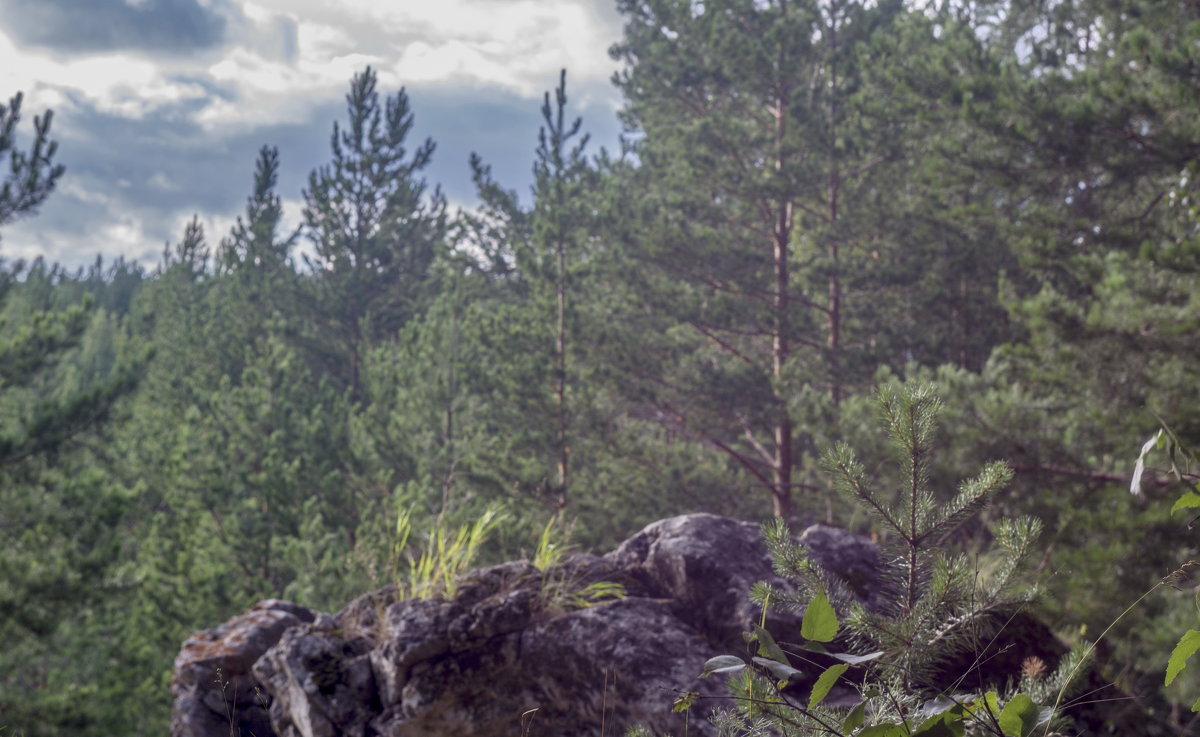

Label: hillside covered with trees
[2,0,1200,734]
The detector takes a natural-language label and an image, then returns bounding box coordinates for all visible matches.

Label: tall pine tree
[610,0,912,518]
[302,67,447,398]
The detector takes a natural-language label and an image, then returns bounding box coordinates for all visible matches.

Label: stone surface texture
[168,513,1138,737]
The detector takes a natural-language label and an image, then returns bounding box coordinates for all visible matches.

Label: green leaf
[1171,492,1200,514]
[673,691,697,712]
[1166,630,1200,686]
[998,694,1041,737]
[913,710,966,737]
[801,591,839,643]
[1191,694,1200,712]
[858,724,908,737]
[752,625,789,664]
[807,663,848,710]
[842,701,866,732]
[961,692,1002,720]
[700,655,746,679]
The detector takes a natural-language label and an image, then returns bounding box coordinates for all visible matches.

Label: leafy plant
[1130,424,1200,711]
[692,384,1088,736]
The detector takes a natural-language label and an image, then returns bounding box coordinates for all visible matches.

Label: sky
[0,0,627,268]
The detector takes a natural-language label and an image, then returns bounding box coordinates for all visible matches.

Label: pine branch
[924,461,1013,546]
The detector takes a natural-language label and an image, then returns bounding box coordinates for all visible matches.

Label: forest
[1,0,1199,734]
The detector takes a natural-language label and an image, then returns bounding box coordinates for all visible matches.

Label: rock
[171,516,772,737]
[171,599,315,737]
[169,513,1149,737]
[604,513,804,647]
[797,524,886,609]
[370,597,721,737]
[252,623,379,737]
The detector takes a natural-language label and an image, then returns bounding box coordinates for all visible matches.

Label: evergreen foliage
[0,95,142,735]
[698,385,1087,736]
[302,66,447,397]
[3,1,1200,731]
[0,91,64,230]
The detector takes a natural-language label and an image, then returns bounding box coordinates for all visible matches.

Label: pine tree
[911,0,1200,703]
[302,67,448,397]
[219,145,298,275]
[610,0,914,518]
[530,70,594,514]
[0,92,145,736]
[698,385,1089,736]
[0,91,64,232]
[430,71,599,516]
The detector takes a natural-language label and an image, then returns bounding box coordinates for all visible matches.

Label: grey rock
[252,624,378,737]
[170,599,314,737]
[604,513,804,647]
[170,515,775,737]
[369,597,722,737]
[171,514,1140,737]
[798,523,886,608]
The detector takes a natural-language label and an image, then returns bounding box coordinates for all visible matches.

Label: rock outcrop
[169,514,1143,737]
[172,515,817,737]
[172,599,315,737]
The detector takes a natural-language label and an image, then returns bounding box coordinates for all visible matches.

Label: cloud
[0,0,629,268]
[0,0,238,56]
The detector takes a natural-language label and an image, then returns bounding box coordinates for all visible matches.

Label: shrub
[690,384,1090,736]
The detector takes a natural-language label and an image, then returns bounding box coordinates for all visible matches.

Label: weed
[389,505,503,600]
[531,515,626,613]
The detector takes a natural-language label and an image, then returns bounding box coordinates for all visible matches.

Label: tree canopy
[3,0,1200,733]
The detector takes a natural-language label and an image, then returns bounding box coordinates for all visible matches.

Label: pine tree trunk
[772,64,795,520]
[827,8,843,409]
[555,233,568,515]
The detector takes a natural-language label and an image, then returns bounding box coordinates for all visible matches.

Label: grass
[389,505,504,600]
[531,516,626,612]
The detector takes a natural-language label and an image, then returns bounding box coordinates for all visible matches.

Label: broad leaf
[1171,492,1200,514]
[1166,630,1200,686]
[858,724,908,737]
[1130,429,1162,496]
[918,695,959,718]
[752,656,803,685]
[998,694,1040,737]
[960,692,1001,721]
[801,591,839,642]
[753,625,789,664]
[700,655,746,679]
[842,701,866,732]
[672,691,697,712]
[913,710,965,737]
[807,663,848,710]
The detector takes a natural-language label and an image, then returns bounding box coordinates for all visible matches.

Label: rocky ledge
[169,514,1144,737]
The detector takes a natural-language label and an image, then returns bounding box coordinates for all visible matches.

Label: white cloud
[3,1,622,128]
[243,0,621,96]
[0,27,211,120]
[2,208,157,266]
[0,0,626,268]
